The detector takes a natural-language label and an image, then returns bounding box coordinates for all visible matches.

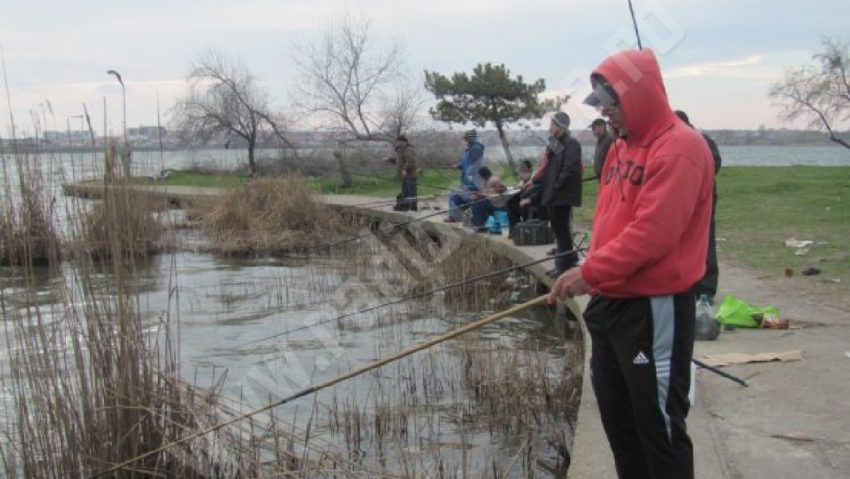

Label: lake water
[4,143,849,193]
[0,221,577,475]
[139,144,850,169]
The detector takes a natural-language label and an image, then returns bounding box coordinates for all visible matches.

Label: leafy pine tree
[425,63,567,173]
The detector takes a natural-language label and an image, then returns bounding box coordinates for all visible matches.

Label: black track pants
[695,187,718,298]
[584,292,695,479]
[549,205,577,273]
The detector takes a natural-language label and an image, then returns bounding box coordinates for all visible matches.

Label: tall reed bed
[0,151,60,266]
[0,133,582,477]
[0,146,288,476]
[189,175,352,256]
[257,233,584,477]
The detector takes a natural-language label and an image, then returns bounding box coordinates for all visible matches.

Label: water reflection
[1,242,579,476]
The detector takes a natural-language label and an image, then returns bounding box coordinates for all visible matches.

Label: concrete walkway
[63,182,850,478]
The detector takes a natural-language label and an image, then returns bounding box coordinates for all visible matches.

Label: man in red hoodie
[548,49,714,479]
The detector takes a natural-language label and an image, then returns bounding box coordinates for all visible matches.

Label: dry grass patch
[0,157,61,266]
[192,175,351,255]
[72,183,168,259]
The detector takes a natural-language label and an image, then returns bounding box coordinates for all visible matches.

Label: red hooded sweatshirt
[580,49,714,298]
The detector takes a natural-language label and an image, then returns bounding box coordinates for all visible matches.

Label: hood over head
[585,49,676,145]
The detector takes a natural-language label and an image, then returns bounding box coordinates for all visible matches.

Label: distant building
[128,126,167,142]
[127,126,168,147]
[42,129,90,147]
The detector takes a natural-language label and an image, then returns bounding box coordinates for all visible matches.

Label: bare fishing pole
[89,295,549,478]
[628,0,643,49]
[237,247,585,349]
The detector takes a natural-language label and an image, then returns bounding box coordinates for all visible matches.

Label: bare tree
[770,38,850,150]
[173,49,296,175]
[379,74,430,139]
[294,14,414,142]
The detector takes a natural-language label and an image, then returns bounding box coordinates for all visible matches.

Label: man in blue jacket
[445,129,485,222]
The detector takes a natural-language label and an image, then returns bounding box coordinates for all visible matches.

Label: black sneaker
[443,217,461,223]
[547,248,557,256]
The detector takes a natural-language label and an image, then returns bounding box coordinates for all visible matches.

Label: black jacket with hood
[540,131,582,207]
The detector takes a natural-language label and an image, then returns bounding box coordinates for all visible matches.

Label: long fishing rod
[90,294,549,478]
[334,194,438,210]
[349,171,457,193]
[628,0,643,49]
[238,248,584,348]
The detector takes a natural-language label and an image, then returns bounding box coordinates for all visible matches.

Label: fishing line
[349,171,457,193]
[334,194,438,210]
[303,194,495,256]
[237,248,584,349]
[89,295,549,478]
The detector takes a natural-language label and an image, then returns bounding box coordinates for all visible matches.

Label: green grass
[307,167,502,197]
[715,166,850,281]
[131,170,246,188]
[146,165,850,284]
[573,166,850,284]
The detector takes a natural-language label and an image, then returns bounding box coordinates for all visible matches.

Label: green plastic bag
[715,294,780,328]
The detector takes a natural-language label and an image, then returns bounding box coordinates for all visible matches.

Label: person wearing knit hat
[551,112,571,130]
[540,112,582,277]
[445,129,486,222]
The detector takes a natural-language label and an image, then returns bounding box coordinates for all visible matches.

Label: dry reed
[69,144,167,259]
[0,154,60,265]
[0,135,582,477]
[190,175,351,256]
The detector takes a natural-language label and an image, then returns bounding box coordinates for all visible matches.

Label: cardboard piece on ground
[701,350,803,368]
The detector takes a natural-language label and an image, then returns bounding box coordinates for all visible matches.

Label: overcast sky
[1,0,848,136]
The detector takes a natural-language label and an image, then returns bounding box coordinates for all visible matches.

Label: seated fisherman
[506,159,543,232]
[470,166,508,231]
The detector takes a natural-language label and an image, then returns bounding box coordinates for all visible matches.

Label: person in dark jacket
[540,112,582,276]
[445,129,486,222]
[387,135,418,211]
[506,159,541,231]
[590,118,615,180]
[550,49,714,479]
[675,110,721,304]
